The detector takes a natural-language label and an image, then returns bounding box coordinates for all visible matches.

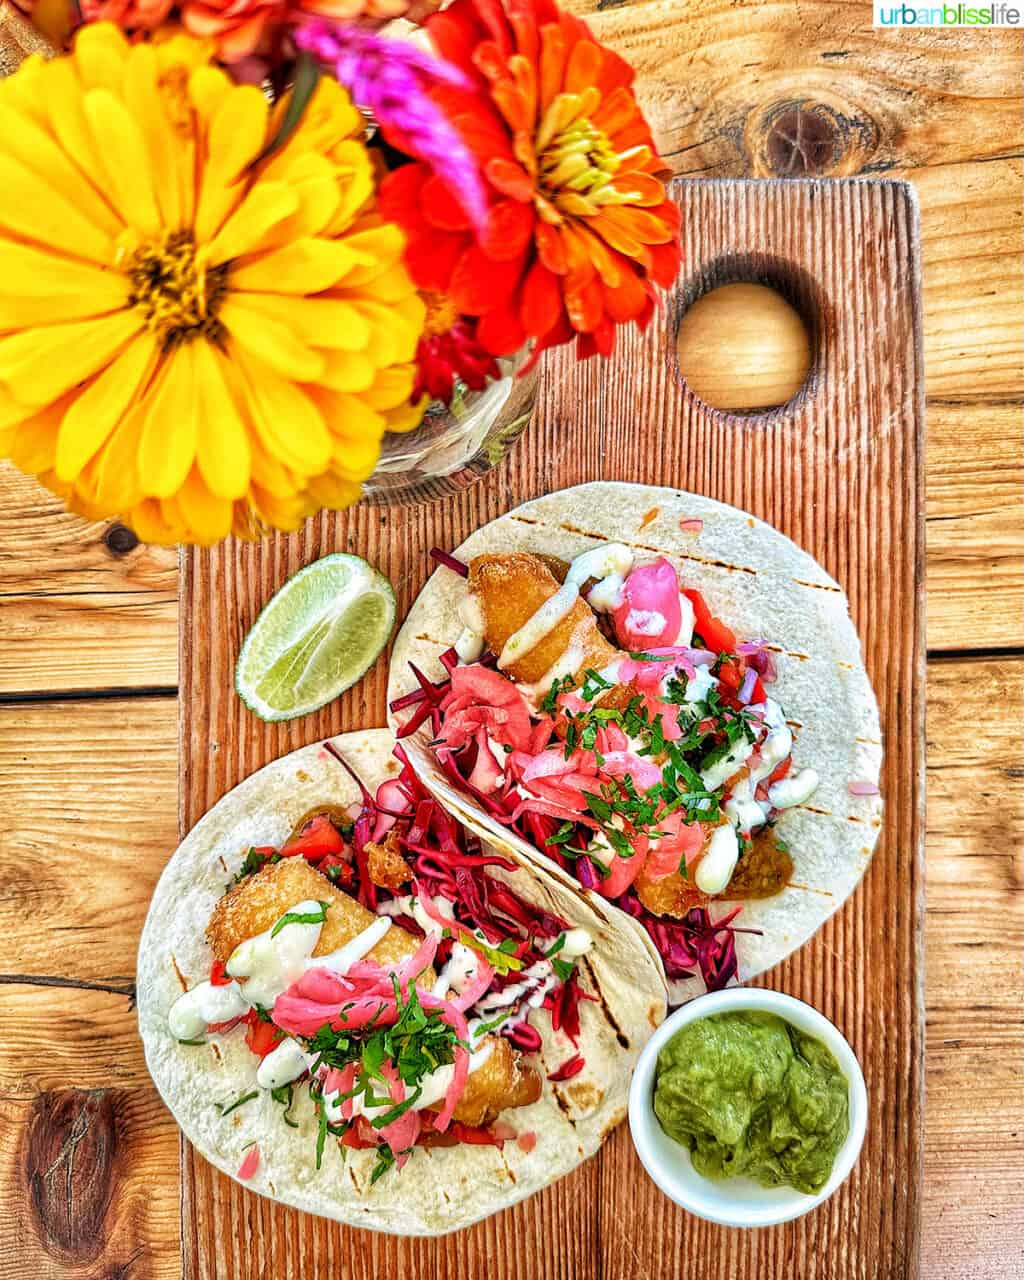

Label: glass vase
[361,350,538,506]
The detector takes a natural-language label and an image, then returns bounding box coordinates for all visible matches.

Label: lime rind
[235,553,396,722]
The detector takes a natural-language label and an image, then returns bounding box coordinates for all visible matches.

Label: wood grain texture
[0,649,1015,1277]
[177,178,926,1279]
[0,463,178,694]
[921,656,1024,1280]
[0,698,178,981]
[0,985,181,1280]
[925,402,1024,653]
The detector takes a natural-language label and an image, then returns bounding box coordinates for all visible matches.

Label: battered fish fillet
[207,858,541,1124]
[469,552,621,686]
[207,857,432,980]
[447,1037,542,1127]
[635,869,707,918]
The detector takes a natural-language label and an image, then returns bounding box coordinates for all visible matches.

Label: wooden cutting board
[179,177,925,1280]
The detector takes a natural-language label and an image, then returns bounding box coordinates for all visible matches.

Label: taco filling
[166,747,597,1178]
[393,544,821,985]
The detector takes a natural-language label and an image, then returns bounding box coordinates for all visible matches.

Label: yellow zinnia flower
[0,23,426,545]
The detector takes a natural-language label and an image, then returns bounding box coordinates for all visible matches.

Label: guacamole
[653,1010,849,1195]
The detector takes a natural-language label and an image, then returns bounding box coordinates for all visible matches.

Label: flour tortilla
[137,728,667,1235]
[387,482,884,1004]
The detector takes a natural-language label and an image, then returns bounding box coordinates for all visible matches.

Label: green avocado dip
[653,1010,849,1195]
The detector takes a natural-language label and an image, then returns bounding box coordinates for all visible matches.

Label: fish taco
[137,728,666,1235]
[387,482,883,1003]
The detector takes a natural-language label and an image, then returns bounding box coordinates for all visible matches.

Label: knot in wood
[104,523,139,557]
[22,1089,117,1264]
[763,102,842,176]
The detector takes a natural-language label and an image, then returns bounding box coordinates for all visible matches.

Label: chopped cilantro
[371,1146,396,1184]
[545,822,577,848]
[271,1084,299,1129]
[233,847,281,884]
[541,674,574,714]
[219,1090,258,1117]
[580,667,614,700]
[271,901,329,938]
[369,1087,423,1130]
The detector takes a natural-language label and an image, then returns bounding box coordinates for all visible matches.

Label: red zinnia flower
[379,0,681,363]
[414,295,500,404]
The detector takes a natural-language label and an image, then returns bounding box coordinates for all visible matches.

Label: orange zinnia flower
[379,0,681,362]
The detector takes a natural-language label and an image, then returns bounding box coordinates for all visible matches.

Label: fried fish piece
[468,552,621,686]
[444,1036,542,1128]
[635,868,707,918]
[208,858,539,1124]
[365,827,412,892]
[207,857,431,981]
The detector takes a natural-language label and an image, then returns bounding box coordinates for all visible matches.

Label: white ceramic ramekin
[628,987,867,1228]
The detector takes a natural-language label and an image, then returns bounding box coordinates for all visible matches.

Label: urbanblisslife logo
[874,0,1021,20]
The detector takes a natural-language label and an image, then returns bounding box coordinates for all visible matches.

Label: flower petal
[206,182,300,266]
[136,345,199,498]
[227,292,371,351]
[0,310,141,407]
[84,89,162,237]
[194,84,269,246]
[192,342,251,501]
[221,298,326,383]
[55,331,158,482]
[0,100,122,241]
[0,153,113,264]
[230,238,371,294]
[175,466,234,545]
[0,238,129,302]
[233,346,332,476]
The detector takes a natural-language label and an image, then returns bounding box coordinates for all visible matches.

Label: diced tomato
[517,1130,538,1152]
[319,852,354,888]
[244,1011,283,1058]
[341,1118,378,1149]
[280,814,346,861]
[767,756,792,785]
[751,675,767,705]
[682,588,737,654]
[715,658,744,695]
[209,959,231,986]
[444,1120,507,1146]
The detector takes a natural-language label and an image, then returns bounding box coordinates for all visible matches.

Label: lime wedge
[236,554,396,722]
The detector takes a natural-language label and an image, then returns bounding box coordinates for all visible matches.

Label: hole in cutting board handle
[673,258,822,416]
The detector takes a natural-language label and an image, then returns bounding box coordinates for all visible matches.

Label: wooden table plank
[0,698,178,982]
[0,985,181,1280]
[177,177,925,1279]
[0,653,1018,1275]
[0,463,178,695]
[921,656,1024,1280]
[925,403,1024,653]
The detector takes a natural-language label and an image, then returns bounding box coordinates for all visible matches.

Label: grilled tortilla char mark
[468,553,622,686]
[207,858,541,1124]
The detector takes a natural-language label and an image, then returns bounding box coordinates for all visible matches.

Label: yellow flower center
[126,230,228,350]
[539,116,620,199]
[532,89,643,224]
[422,290,459,338]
